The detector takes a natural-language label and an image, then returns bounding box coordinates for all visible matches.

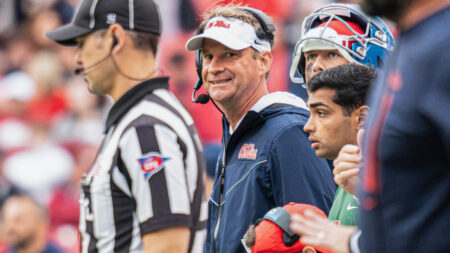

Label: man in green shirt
[303,63,376,225]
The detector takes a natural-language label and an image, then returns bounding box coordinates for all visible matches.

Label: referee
[46,0,206,252]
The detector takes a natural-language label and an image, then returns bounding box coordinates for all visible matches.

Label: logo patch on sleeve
[138,152,170,180]
[238,144,258,160]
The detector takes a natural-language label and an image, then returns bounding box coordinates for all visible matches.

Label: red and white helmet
[290,3,394,85]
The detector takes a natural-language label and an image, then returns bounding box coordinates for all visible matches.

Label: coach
[185,5,335,253]
[46,0,206,252]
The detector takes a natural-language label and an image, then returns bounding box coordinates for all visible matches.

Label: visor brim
[186,32,250,51]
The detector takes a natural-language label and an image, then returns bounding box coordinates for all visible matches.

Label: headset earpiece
[111,34,118,49]
[195,49,203,82]
[238,6,276,45]
[194,25,205,83]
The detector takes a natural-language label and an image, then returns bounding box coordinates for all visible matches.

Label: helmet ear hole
[298,54,306,77]
[377,56,383,68]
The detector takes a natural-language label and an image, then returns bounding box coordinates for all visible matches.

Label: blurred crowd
[0,0,357,252]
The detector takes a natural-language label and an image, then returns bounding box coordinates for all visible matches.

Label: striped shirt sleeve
[118,122,192,235]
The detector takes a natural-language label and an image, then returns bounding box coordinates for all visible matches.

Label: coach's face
[201,39,269,108]
[304,50,349,84]
[75,31,116,96]
[304,88,360,160]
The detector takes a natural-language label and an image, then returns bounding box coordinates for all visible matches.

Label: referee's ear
[107,24,127,54]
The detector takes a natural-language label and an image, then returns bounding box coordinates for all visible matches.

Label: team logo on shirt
[138,152,170,180]
[238,144,258,160]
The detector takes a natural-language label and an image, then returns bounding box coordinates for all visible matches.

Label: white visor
[186,16,271,52]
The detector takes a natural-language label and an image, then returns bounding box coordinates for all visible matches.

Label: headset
[191,6,276,104]
[263,207,300,247]
[112,34,118,48]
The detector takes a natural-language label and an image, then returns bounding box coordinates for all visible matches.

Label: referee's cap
[46,0,161,46]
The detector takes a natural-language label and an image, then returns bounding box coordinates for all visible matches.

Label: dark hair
[95,29,159,55]
[307,63,377,115]
[126,30,159,55]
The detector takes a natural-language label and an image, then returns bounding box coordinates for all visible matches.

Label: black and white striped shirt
[79,77,207,253]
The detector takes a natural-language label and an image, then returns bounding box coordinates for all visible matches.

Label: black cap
[46,0,161,46]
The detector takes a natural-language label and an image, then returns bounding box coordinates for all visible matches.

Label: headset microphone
[192,77,224,115]
[74,67,84,75]
[191,78,210,104]
[196,94,210,104]
[73,52,112,75]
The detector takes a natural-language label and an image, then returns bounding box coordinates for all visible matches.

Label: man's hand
[142,226,190,253]
[333,129,364,196]
[290,210,356,253]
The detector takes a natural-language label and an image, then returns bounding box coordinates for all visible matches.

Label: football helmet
[289,3,394,85]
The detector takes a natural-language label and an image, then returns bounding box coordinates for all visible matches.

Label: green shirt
[328,186,359,225]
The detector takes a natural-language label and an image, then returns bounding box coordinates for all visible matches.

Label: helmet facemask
[290,3,394,86]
